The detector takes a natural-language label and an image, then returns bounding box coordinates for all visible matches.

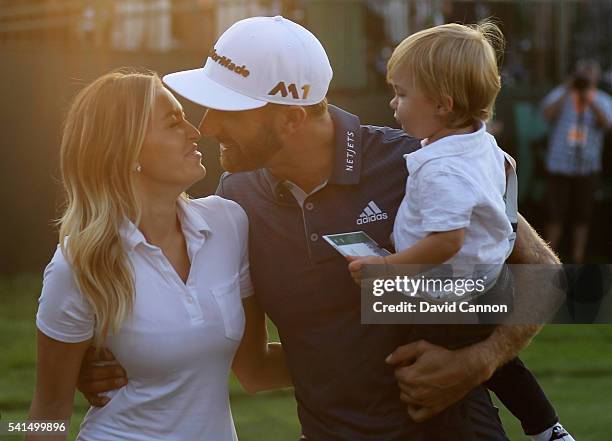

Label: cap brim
[162,68,267,111]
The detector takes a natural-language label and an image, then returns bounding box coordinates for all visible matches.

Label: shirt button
[305,202,314,211]
[310,233,319,242]
[187,296,194,304]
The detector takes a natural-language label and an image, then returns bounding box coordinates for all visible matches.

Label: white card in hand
[323,231,391,257]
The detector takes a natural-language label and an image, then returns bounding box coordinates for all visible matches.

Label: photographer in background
[541,59,612,263]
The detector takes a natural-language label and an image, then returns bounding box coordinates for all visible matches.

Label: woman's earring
[136,164,142,173]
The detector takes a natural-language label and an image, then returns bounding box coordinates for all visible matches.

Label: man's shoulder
[216,169,266,201]
[360,124,420,155]
[218,169,259,186]
[540,85,568,109]
[595,89,612,105]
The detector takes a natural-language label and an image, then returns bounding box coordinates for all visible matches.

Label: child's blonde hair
[387,20,505,128]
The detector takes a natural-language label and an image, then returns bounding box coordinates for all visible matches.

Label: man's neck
[267,111,336,194]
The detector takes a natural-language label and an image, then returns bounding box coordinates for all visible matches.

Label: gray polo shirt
[216,105,502,441]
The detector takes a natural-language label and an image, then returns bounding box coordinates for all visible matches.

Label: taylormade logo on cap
[162,16,333,111]
[209,48,250,78]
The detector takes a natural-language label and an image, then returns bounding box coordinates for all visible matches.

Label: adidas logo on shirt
[356,201,388,225]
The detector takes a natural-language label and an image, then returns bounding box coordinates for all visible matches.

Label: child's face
[388,73,444,140]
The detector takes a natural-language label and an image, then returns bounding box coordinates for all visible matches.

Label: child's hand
[346,255,387,285]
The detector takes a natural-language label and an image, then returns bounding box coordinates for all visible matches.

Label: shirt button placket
[185,288,203,322]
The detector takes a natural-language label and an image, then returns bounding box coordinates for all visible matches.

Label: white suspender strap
[503,151,518,257]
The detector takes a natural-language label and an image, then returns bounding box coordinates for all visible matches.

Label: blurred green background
[2,2,611,439]
[1,274,611,441]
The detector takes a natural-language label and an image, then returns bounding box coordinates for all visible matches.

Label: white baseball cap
[163,16,333,111]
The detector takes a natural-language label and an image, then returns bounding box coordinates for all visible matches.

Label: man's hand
[386,340,493,422]
[77,347,127,407]
[346,255,385,284]
[388,215,559,422]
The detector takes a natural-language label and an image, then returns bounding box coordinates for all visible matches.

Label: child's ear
[436,95,454,117]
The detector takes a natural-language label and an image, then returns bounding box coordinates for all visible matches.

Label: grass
[1,274,611,440]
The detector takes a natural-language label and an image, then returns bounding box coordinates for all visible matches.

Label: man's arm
[76,348,127,407]
[77,298,292,404]
[507,213,559,265]
[541,84,569,122]
[387,214,561,422]
[588,94,612,130]
[478,213,561,366]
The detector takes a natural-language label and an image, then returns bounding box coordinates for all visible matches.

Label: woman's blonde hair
[58,68,161,346]
[387,20,505,128]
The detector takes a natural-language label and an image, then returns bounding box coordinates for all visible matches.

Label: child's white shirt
[393,122,514,297]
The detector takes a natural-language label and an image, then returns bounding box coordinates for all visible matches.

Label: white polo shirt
[393,123,514,298]
[37,196,253,441]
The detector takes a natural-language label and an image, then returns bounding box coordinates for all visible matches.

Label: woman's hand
[231,295,291,393]
[346,255,386,285]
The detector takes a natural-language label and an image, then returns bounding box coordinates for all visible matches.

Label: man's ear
[275,106,308,135]
[436,95,454,117]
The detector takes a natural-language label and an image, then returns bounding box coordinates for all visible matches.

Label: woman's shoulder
[41,244,88,302]
[38,245,95,342]
[188,195,245,215]
[43,245,73,282]
[186,196,248,229]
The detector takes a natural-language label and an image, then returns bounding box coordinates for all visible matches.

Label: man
[80,16,560,440]
[541,59,612,263]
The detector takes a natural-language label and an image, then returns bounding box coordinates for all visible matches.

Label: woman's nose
[187,121,201,141]
[389,96,397,110]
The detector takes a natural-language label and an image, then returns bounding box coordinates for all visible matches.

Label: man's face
[198,106,284,173]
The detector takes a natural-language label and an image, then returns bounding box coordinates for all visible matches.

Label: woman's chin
[178,165,206,191]
[193,164,207,182]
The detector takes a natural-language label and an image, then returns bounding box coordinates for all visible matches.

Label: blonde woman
[28,69,290,441]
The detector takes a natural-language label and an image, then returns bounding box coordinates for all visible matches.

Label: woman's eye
[171,114,187,128]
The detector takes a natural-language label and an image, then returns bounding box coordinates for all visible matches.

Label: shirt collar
[262,167,284,197]
[328,104,363,185]
[119,220,147,252]
[405,121,487,175]
[177,197,212,236]
[119,197,213,252]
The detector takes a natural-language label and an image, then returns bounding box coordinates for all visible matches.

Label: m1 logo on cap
[268,82,311,100]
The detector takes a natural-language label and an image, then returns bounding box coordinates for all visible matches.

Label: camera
[572,74,591,91]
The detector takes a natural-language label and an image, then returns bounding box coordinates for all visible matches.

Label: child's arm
[347,168,476,283]
[347,228,464,283]
[387,229,464,265]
